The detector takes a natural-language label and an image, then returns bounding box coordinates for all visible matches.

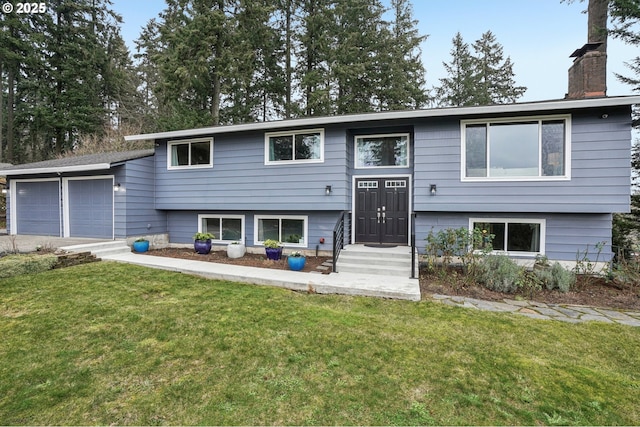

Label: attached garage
[0,150,156,239]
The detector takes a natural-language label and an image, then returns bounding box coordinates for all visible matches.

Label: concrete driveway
[0,231,112,254]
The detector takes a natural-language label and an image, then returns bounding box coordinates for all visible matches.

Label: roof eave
[1,163,111,176]
[124,96,640,142]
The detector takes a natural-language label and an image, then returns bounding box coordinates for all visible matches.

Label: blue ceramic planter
[132,240,149,253]
[194,239,212,254]
[265,247,282,260]
[287,255,306,271]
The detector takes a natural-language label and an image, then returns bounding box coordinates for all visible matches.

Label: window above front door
[354,134,409,168]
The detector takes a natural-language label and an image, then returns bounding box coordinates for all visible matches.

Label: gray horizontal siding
[415,211,613,262]
[155,129,349,211]
[413,109,631,214]
[167,210,341,251]
[114,157,168,238]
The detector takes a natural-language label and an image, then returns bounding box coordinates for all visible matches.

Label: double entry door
[354,177,409,245]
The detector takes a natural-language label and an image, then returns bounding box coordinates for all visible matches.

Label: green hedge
[0,254,59,279]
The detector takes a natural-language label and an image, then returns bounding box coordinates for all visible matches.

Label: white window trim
[354,133,410,169]
[469,217,546,257]
[197,214,245,243]
[460,115,571,182]
[167,137,214,170]
[254,215,308,248]
[264,129,324,165]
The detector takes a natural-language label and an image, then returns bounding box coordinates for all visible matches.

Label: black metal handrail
[410,212,417,279]
[332,211,347,272]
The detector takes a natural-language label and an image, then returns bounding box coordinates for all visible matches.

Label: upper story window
[168,137,213,170]
[355,133,409,168]
[462,115,570,181]
[265,129,324,165]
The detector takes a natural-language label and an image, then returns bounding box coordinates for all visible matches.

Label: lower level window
[255,215,307,246]
[198,215,244,241]
[470,218,545,255]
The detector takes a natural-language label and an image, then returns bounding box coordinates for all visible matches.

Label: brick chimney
[566,0,608,99]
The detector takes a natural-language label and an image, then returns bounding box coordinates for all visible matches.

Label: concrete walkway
[100,252,422,301]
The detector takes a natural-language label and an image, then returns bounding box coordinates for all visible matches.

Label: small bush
[551,262,576,292]
[535,262,576,292]
[0,254,58,279]
[477,255,525,293]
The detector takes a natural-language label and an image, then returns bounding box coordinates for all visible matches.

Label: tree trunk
[0,62,4,163]
[285,0,292,119]
[6,65,14,162]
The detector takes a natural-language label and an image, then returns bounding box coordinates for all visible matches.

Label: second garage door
[66,178,114,239]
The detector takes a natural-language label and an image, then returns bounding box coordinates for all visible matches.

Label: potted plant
[132,237,149,253]
[287,251,306,271]
[227,241,246,259]
[263,239,283,260]
[193,232,215,254]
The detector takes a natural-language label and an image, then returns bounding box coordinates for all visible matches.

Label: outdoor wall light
[325,185,332,195]
[1,188,6,195]
[430,184,437,196]
[114,183,121,192]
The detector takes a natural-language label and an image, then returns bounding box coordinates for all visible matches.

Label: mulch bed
[145,247,332,273]
[421,271,640,312]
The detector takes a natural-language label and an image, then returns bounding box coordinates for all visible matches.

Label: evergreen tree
[296,0,335,116]
[331,0,387,114]
[435,32,478,107]
[608,0,640,254]
[377,0,428,110]
[472,31,526,105]
[434,31,526,107]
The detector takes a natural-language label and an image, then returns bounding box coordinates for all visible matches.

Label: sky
[110,0,639,103]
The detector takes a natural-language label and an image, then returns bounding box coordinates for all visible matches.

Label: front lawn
[1,262,639,425]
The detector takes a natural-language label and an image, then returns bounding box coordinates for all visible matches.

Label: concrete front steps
[60,240,131,259]
[336,244,417,278]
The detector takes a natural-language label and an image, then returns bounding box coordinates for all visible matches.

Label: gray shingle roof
[0,149,154,175]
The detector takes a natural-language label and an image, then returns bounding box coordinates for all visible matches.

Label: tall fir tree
[296,0,335,116]
[331,0,387,114]
[434,31,526,107]
[377,0,428,110]
[435,32,478,107]
[472,31,526,105]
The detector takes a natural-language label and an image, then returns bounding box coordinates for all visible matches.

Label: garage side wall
[115,156,167,238]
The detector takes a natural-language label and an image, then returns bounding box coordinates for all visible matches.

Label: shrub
[551,262,576,292]
[0,254,58,279]
[424,227,493,273]
[535,262,576,293]
[477,255,525,293]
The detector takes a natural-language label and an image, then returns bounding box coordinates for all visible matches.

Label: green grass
[0,262,639,425]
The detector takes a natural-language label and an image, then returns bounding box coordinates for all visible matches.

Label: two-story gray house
[1,18,638,272]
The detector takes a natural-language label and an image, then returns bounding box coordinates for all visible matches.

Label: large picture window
[462,116,569,180]
[168,138,213,169]
[265,129,323,164]
[255,215,307,247]
[355,134,409,168]
[470,218,545,256]
[198,214,245,242]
